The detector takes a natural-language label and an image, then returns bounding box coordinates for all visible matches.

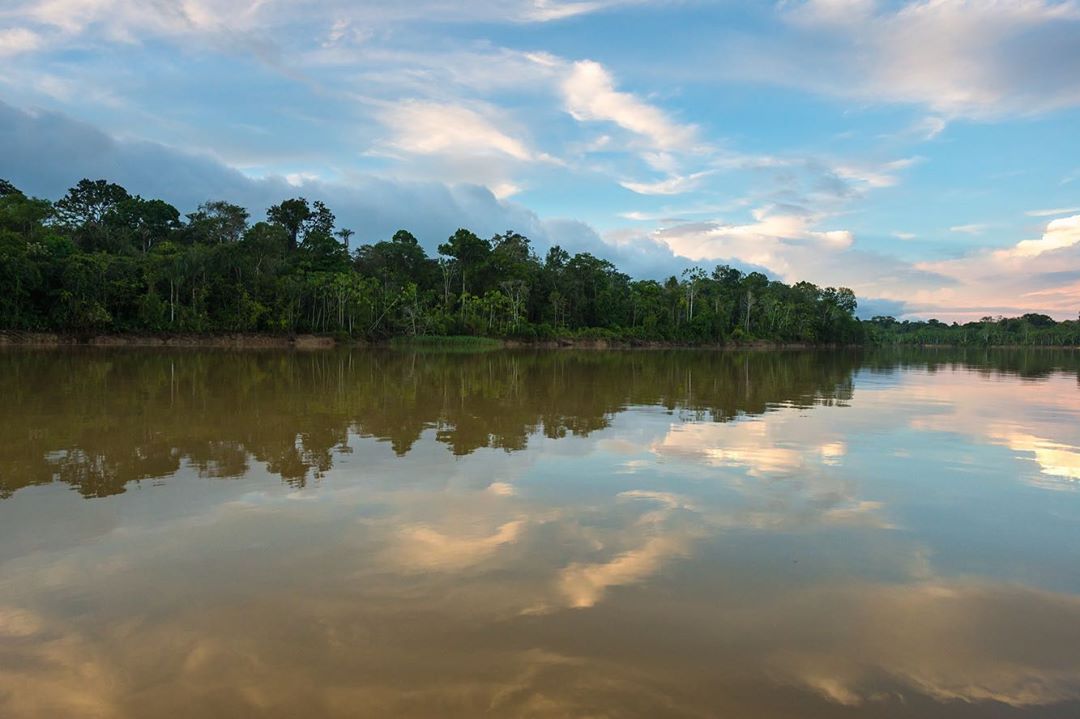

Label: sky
[1,0,1079,320]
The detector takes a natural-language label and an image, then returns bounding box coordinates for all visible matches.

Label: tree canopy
[2,177,1074,345]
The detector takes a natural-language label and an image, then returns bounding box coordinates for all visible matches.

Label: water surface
[1,348,1079,718]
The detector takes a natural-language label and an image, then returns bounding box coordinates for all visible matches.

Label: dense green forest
[0,178,1076,345]
[864,314,1080,347]
[0,178,864,343]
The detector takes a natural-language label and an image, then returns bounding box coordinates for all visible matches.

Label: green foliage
[1,177,884,344]
[864,314,1080,347]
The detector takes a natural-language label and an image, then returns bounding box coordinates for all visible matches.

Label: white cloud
[1000,214,1080,259]
[653,205,855,272]
[833,156,920,189]
[732,0,1080,117]
[525,0,608,21]
[370,99,562,192]
[911,214,1080,319]
[1026,206,1080,217]
[379,100,537,161]
[284,171,319,187]
[0,27,41,56]
[562,60,697,150]
[913,115,948,140]
[4,0,645,48]
[489,182,523,199]
[950,223,988,235]
[619,171,713,196]
[16,0,263,39]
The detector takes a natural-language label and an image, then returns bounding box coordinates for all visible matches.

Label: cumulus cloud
[1002,214,1080,259]
[609,203,960,316]
[0,98,717,281]
[912,214,1080,319]
[652,206,854,271]
[0,100,587,253]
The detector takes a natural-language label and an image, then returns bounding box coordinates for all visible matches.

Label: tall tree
[109,197,181,253]
[740,272,769,334]
[187,201,249,245]
[335,228,355,252]
[53,179,131,229]
[303,200,335,240]
[266,198,312,251]
[438,228,491,301]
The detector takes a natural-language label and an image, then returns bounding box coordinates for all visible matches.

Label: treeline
[865,315,1080,347]
[0,178,863,343]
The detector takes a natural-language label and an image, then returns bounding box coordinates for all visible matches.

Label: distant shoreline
[1,332,1077,351]
[0,331,839,350]
[0,332,337,349]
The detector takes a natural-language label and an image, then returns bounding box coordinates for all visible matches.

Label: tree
[108,197,181,253]
[0,179,22,197]
[53,179,131,229]
[438,228,490,302]
[30,176,1080,347]
[186,201,249,245]
[1021,313,1056,328]
[266,198,312,251]
[682,267,706,322]
[335,228,355,252]
[303,200,335,240]
[266,198,337,251]
[740,272,769,335]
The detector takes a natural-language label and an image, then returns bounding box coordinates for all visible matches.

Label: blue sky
[2,0,1079,320]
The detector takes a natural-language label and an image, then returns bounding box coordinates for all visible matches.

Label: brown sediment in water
[0,332,337,349]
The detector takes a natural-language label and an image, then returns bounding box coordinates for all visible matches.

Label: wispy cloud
[950,224,989,235]
[619,171,713,196]
[562,60,697,150]
[729,0,1080,118]
[0,27,41,56]
[1027,207,1080,217]
[378,100,538,162]
[833,157,921,189]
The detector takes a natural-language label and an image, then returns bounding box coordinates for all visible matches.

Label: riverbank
[1,332,1074,350]
[0,331,842,350]
[0,332,337,349]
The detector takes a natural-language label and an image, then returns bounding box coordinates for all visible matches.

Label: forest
[0,178,1076,346]
[864,314,1080,347]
